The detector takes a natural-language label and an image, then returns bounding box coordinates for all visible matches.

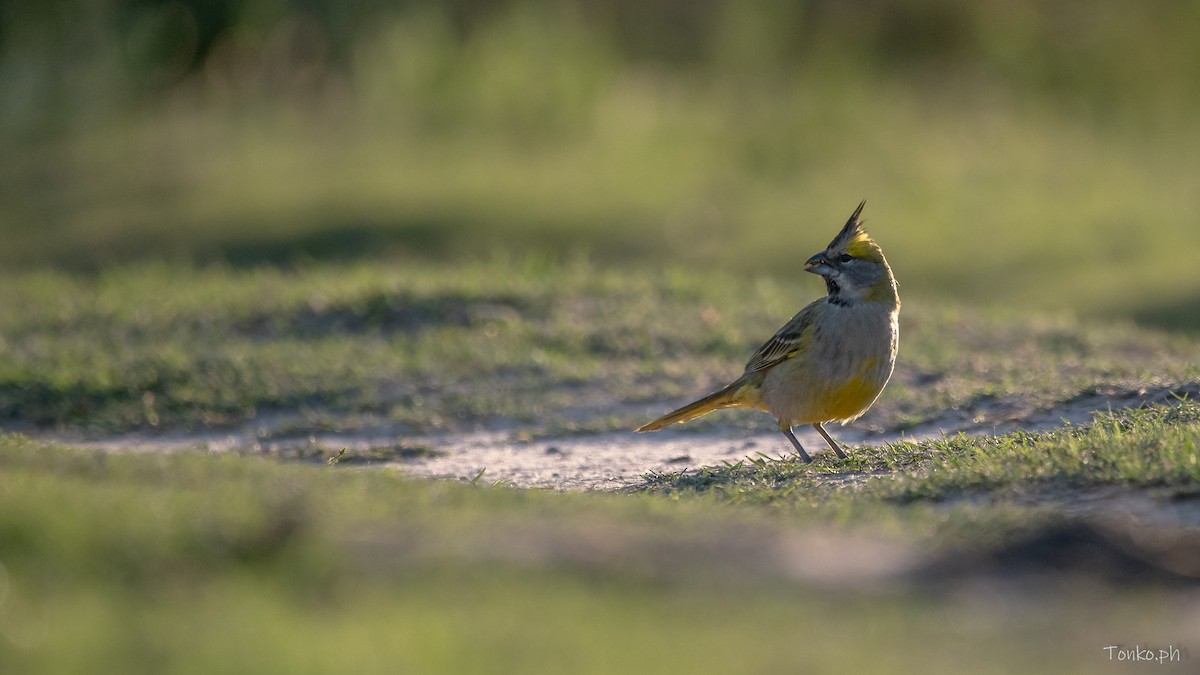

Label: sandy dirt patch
[39,383,1198,491]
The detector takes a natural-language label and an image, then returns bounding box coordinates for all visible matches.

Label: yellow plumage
[637,201,899,462]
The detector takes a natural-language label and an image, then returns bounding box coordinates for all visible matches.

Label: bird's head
[804,201,898,306]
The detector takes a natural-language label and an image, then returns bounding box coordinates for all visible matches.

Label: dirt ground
[27,384,1200,594]
[43,384,1198,491]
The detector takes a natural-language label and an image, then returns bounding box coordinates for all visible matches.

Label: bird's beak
[805,252,834,277]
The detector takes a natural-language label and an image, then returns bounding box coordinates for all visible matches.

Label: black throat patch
[825,277,854,306]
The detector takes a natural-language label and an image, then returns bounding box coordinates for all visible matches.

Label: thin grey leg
[781,426,812,463]
[812,422,847,459]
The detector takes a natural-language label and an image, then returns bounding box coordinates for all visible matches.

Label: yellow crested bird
[637,201,899,462]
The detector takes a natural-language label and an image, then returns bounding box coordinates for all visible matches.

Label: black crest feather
[826,200,867,250]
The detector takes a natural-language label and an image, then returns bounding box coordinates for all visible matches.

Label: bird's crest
[826,200,884,263]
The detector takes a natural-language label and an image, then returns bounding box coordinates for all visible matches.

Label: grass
[6,4,1200,331]
[0,419,1197,675]
[647,403,1200,511]
[0,258,1197,672]
[0,247,1195,672]
[0,257,1196,437]
[8,85,1200,328]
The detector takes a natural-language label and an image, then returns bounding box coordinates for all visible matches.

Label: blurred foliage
[2,1,1200,327]
[4,0,1199,120]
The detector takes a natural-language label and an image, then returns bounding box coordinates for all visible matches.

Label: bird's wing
[741,300,822,375]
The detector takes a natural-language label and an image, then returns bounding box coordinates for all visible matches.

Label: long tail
[636,381,753,432]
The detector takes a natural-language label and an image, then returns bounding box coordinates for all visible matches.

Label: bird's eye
[838,254,853,263]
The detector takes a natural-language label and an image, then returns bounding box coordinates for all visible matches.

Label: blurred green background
[3,0,1200,329]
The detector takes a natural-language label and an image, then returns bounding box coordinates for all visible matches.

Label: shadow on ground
[1130,295,1200,334]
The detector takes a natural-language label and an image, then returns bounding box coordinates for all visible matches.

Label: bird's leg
[812,423,847,459]
[781,425,812,463]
